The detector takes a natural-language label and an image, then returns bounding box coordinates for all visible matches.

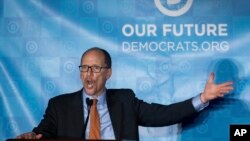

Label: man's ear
[106,69,112,80]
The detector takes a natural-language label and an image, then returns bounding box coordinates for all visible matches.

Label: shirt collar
[82,88,106,106]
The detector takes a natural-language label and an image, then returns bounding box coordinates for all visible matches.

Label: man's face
[80,50,112,97]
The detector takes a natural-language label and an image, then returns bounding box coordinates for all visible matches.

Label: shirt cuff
[192,94,209,112]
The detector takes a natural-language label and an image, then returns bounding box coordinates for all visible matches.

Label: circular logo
[44,80,56,94]
[178,61,191,73]
[196,122,208,134]
[154,0,193,17]
[26,41,38,54]
[6,120,18,134]
[64,61,76,73]
[81,1,95,14]
[102,21,114,33]
[7,21,20,34]
[139,80,153,93]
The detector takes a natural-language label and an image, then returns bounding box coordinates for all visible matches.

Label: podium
[7,139,116,141]
[8,140,82,141]
[7,140,84,141]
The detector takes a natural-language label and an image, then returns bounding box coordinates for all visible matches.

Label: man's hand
[200,72,234,103]
[16,132,42,139]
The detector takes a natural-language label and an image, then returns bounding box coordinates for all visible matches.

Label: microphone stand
[82,98,93,139]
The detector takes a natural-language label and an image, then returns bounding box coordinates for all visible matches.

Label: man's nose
[86,67,93,75]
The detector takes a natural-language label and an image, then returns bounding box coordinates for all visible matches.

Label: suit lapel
[106,89,123,140]
[69,89,85,138]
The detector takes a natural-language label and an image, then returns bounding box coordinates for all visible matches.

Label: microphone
[83,98,93,139]
[86,98,93,107]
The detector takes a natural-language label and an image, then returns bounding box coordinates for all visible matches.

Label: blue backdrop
[1,0,250,140]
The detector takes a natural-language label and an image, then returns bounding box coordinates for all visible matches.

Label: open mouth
[86,80,94,89]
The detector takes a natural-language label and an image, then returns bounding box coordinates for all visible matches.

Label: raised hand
[200,72,234,103]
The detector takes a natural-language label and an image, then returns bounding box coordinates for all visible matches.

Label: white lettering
[147,24,157,36]
[195,24,206,36]
[121,41,229,52]
[162,23,228,37]
[234,129,247,136]
[184,24,194,36]
[207,24,217,36]
[173,24,183,37]
[122,24,134,37]
[218,24,228,36]
[163,24,172,36]
[122,24,157,37]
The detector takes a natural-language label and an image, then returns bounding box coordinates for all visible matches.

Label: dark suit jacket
[33,88,197,140]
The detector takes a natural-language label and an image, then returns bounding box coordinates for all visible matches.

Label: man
[16,47,233,140]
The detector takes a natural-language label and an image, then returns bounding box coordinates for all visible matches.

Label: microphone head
[86,98,93,106]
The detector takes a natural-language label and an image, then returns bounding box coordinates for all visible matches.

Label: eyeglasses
[79,65,109,73]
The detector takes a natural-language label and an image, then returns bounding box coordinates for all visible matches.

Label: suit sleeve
[128,90,198,127]
[32,98,58,138]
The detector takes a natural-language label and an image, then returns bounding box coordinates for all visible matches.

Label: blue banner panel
[1,0,250,141]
